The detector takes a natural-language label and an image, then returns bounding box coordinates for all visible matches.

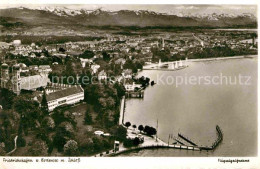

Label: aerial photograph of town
[0,4,258,159]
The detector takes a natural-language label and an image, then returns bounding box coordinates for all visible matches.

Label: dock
[125,90,144,98]
[93,125,223,157]
[178,133,198,146]
[143,65,188,71]
[199,125,223,151]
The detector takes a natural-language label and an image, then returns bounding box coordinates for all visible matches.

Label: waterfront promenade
[92,89,224,157]
[92,127,202,157]
[119,96,125,125]
[143,55,256,71]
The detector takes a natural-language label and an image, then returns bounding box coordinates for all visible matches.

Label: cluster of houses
[0,31,257,110]
[1,30,257,62]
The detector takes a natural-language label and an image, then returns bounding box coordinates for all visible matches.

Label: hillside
[0,7,257,32]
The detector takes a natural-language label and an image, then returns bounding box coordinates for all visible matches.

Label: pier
[116,92,223,157]
[125,90,144,98]
[199,125,223,151]
[178,133,198,146]
[93,125,223,157]
[143,59,189,71]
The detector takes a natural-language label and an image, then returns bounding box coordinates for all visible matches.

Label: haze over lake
[122,58,257,157]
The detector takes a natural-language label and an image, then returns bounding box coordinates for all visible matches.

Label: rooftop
[46,85,84,102]
[21,75,50,90]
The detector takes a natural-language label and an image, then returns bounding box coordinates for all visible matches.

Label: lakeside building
[123,79,142,92]
[122,69,133,79]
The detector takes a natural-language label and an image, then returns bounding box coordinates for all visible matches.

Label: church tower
[12,64,21,95]
[1,63,9,88]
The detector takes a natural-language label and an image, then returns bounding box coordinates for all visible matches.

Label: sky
[0,4,257,16]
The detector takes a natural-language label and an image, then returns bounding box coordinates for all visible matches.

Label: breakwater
[200,125,223,151]
[98,125,223,157]
[108,144,201,157]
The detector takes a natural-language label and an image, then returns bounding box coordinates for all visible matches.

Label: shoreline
[109,55,247,157]
[143,55,257,69]
[187,55,256,62]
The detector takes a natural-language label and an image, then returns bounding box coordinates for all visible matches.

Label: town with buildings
[0,5,258,157]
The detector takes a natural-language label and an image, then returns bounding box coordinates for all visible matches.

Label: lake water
[120,58,258,157]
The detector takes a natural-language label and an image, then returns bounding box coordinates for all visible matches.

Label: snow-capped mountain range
[0,7,257,28]
[18,6,256,19]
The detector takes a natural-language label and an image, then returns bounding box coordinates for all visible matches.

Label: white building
[80,58,93,68]
[46,85,84,111]
[98,70,107,81]
[13,40,21,46]
[91,64,100,74]
[124,79,142,92]
[122,69,132,79]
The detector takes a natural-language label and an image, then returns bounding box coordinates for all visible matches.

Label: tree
[41,90,48,114]
[144,126,150,133]
[0,144,6,156]
[138,125,144,133]
[41,116,55,130]
[27,140,48,156]
[106,97,116,109]
[0,88,15,109]
[123,139,134,147]
[92,137,104,153]
[59,47,66,53]
[114,82,125,98]
[102,51,110,61]
[78,138,94,155]
[79,50,95,59]
[84,110,93,125]
[53,122,75,151]
[143,125,157,136]
[13,94,42,131]
[132,125,137,130]
[17,136,26,147]
[125,122,131,128]
[133,137,140,146]
[51,109,76,127]
[112,126,127,142]
[64,140,79,156]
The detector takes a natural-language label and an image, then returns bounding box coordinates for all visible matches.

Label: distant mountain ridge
[0,7,257,28]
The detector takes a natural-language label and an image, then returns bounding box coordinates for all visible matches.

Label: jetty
[108,97,224,157]
[93,125,223,157]
[178,133,198,146]
[199,125,223,151]
[143,59,189,71]
[125,90,144,98]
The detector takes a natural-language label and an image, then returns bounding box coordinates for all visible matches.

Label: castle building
[0,63,10,88]
[0,63,51,95]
